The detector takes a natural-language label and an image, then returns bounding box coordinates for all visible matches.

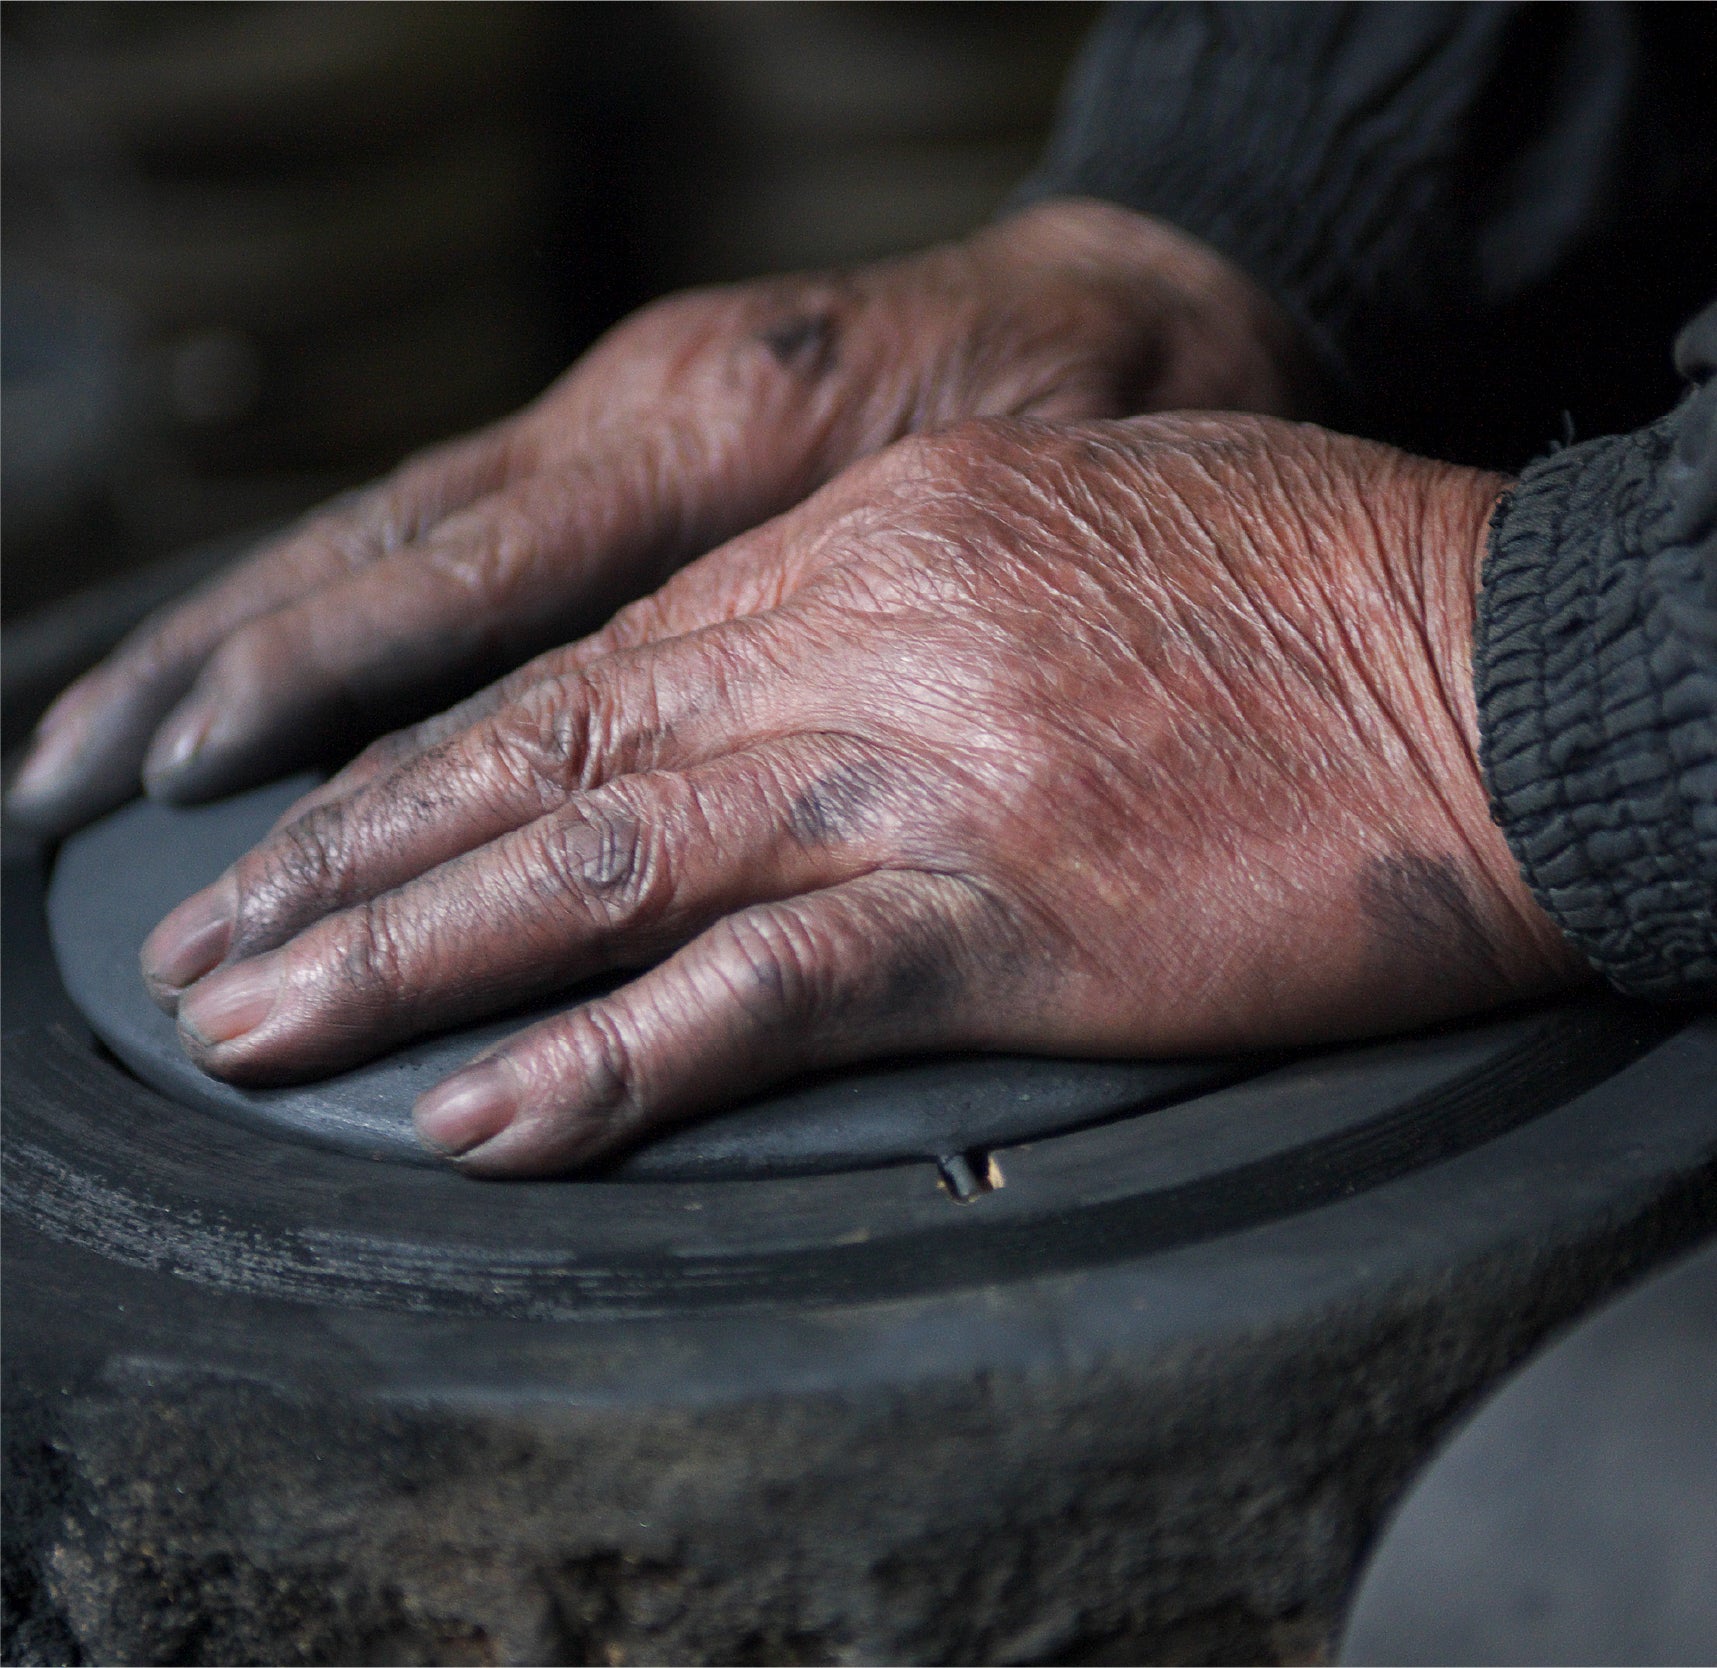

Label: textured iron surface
[7,825,1715,1665]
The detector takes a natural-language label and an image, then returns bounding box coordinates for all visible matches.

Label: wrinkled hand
[138,414,1582,1176]
[7,199,1297,835]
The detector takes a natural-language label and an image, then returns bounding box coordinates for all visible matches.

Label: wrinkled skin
[7,199,1297,833]
[133,416,1583,1176]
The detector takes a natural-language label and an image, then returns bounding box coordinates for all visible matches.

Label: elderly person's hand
[137,414,1583,1176]
[7,200,1297,835]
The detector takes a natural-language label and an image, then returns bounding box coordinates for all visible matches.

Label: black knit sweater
[1023,2,1716,995]
[1477,307,1716,994]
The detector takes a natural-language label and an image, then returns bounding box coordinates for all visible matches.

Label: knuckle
[426,497,539,596]
[119,612,191,688]
[749,304,841,381]
[330,897,410,1007]
[535,794,663,928]
[231,803,354,949]
[551,1006,641,1128]
[588,288,742,393]
[489,683,592,806]
[123,562,267,682]
[713,904,834,1030]
[302,503,379,572]
[356,726,418,775]
[591,593,663,658]
[276,804,348,889]
[718,877,999,1039]
[629,287,722,338]
[876,430,944,490]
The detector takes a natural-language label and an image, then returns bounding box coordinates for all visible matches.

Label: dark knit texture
[1019,3,1717,469]
[1024,5,1546,401]
[1475,306,1717,996]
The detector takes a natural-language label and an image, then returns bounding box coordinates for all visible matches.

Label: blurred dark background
[1,1,1096,625]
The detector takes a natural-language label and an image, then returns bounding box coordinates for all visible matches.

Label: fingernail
[143,707,214,795]
[414,1060,519,1157]
[141,883,236,1001]
[179,953,282,1047]
[8,707,88,807]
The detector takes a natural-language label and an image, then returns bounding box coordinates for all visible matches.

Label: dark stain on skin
[223,802,353,962]
[787,759,892,846]
[856,882,1028,1032]
[869,914,965,1025]
[1359,852,1503,992]
[758,313,839,379]
[739,890,966,1038]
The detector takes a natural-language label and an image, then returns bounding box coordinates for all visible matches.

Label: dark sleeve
[1474,302,1717,997]
[1020,3,1717,469]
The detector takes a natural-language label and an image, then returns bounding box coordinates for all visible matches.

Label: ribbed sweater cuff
[1475,423,1717,996]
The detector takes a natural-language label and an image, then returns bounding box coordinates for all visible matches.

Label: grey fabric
[1475,303,1717,996]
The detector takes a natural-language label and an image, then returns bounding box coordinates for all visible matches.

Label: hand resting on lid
[138,414,1583,1176]
[8,200,1298,836]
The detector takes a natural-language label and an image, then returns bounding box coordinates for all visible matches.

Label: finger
[267,512,810,826]
[272,451,893,822]
[5,425,524,834]
[411,869,1010,1176]
[142,611,803,997]
[139,418,777,807]
[171,737,903,1082]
